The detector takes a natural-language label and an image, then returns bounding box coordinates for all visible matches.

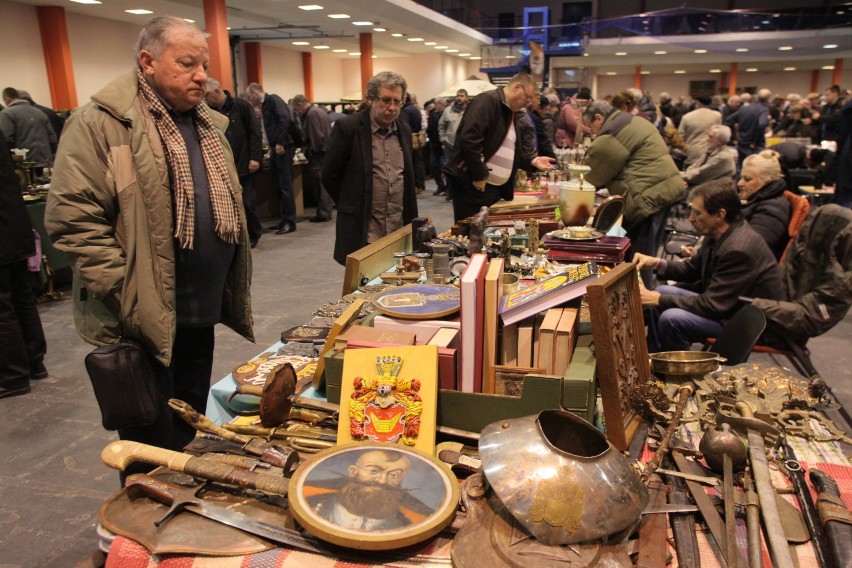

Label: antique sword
[809,468,852,568]
[781,439,832,568]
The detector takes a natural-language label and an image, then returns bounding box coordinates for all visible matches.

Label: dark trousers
[646,286,724,352]
[429,145,446,192]
[0,259,46,386]
[448,175,501,222]
[240,174,263,244]
[305,151,335,219]
[412,148,426,190]
[270,147,296,228]
[117,325,214,484]
[626,207,671,289]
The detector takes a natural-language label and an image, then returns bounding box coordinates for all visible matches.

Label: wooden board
[585,262,649,450]
[342,225,413,296]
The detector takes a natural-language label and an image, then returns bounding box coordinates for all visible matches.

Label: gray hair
[583,99,613,121]
[205,78,221,93]
[365,71,407,101]
[292,94,309,105]
[740,92,752,103]
[136,15,204,61]
[710,124,731,144]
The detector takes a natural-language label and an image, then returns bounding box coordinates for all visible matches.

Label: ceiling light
[372,55,377,59]
[184,18,195,23]
[615,51,627,56]
[746,67,758,72]
[313,45,330,49]
[328,14,349,19]
[125,9,153,14]
[424,42,436,46]
[70,0,102,4]
[446,49,459,53]
[332,49,347,53]
[352,21,373,26]
[470,56,481,60]
[784,67,796,71]
[823,44,838,49]
[736,48,748,52]
[292,41,310,46]
[350,52,361,56]
[459,53,471,57]
[694,49,707,54]
[778,46,793,51]
[392,33,404,37]
[640,71,650,75]
[674,70,686,74]
[606,72,616,76]
[823,65,835,70]
[226,26,231,30]
[434,45,448,49]
[654,50,667,55]
[505,55,516,59]
[298,4,323,10]
[373,28,386,32]
[710,68,722,73]
[407,37,424,42]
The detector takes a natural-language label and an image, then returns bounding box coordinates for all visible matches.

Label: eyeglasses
[377,96,403,107]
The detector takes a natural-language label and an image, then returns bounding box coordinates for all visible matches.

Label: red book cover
[459,254,488,392]
[436,347,458,390]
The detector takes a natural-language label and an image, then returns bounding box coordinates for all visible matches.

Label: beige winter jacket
[46,70,253,365]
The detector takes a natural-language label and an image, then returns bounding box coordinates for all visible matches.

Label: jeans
[270,146,296,228]
[646,285,724,352]
[0,259,46,385]
[117,325,214,484]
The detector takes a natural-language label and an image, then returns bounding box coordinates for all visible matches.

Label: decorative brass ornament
[529,466,584,534]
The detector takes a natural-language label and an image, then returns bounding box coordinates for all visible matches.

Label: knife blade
[125,473,324,553]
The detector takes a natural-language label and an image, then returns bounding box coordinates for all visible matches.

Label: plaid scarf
[136,70,241,249]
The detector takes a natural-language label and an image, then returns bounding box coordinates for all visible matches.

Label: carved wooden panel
[586,262,650,450]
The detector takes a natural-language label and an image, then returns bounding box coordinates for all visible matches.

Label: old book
[372,314,459,344]
[280,325,331,343]
[337,345,439,453]
[428,327,460,349]
[482,258,505,393]
[459,253,488,393]
[517,319,534,368]
[535,308,563,374]
[334,324,416,350]
[553,307,579,377]
[500,323,518,367]
[499,262,599,326]
[428,328,460,390]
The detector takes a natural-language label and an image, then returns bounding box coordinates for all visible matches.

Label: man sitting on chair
[634,180,784,352]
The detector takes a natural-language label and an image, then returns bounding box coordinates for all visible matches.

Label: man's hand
[633,253,661,271]
[274,144,285,156]
[473,179,487,191]
[248,160,260,173]
[640,287,661,307]
[532,156,556,171]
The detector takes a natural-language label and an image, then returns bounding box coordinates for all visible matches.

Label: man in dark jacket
[635,180,784,352]
[401,93,425,194]
[322,71,418,265]
[206,79,264,246]
[292,94,334,222]
[426,97,448,196]
[0,135,47,398]
[444,73,555,222]
[725,88,771,172]
[245,83,299,235]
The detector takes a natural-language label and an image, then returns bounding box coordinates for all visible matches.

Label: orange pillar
[728,62,738,97]
[633,66,641,90]
[245,42,263,86]
[203,0,233,92]
[302,52,314,101]
[811,70,820,93]
[832,58,843,86]
[360,33,373,99]
[36,6,77,110]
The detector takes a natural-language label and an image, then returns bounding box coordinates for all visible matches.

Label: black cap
[576,87,592,101]
[695,96,712,106]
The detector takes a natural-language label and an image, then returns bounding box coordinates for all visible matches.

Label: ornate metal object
[479,409,648,545]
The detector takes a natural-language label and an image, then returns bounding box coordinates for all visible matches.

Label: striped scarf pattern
[136,70,241,249]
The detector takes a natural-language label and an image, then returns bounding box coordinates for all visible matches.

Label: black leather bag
[84,339,161,430]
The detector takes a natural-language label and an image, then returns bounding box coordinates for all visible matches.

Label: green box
[322,350,345,404]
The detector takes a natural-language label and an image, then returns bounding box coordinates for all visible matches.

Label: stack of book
[543,235,630,265]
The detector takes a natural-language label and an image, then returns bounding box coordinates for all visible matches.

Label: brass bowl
[649,351,726,378]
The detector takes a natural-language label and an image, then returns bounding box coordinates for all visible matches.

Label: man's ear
[138,50,155,77]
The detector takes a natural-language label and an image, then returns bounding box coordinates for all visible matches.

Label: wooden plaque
[342,224,413,296]
[585,262,650,450]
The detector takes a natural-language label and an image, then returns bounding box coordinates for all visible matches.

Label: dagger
[125,473,324,553]
[809,468,852,568]
[781,440,832,568]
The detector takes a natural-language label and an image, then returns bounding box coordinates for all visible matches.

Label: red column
[810,70,820,93]
[832,58,843,86]
[203,0,233,92]
[36,6,77,110]
[728,63,738,98]
[360,33,373,99]
[244,42,263,86]
[302,52,313,100]
[633,66,641,90]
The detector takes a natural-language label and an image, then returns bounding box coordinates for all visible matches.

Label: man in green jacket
[46,16,253,482]
[583,100,685,287]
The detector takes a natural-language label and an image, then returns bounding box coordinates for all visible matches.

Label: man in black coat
[245,83,299,235]
[322,71,418,266]
[205,79,264,246]
[443,73,555,222]
[635,180,784,352]
[0,135,47,398]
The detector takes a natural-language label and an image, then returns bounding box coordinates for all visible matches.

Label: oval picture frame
[288,442,459,550]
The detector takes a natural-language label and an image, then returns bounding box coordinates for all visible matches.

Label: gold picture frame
[288,442,458,550]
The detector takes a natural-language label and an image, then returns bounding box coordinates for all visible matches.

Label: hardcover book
[280,326,331,343]
[499,262,599,326]
[334,325,417,351]
[482,258,505,393]
[372,314,460,344]
[459,254,488,393]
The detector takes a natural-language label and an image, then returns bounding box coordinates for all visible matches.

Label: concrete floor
[1,180,849,567]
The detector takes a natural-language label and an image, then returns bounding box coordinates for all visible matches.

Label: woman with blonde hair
[738,150,791,259]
